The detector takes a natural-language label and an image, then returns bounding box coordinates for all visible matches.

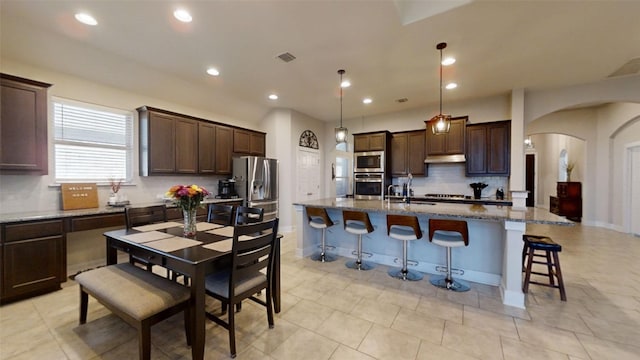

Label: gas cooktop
[424,193,468,199]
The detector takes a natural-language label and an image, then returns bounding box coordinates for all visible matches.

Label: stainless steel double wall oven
[353,151,386,199]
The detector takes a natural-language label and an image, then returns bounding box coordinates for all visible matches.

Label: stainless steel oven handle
[355,179,383,183]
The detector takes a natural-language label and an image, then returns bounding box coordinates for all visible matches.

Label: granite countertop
[0,198,243,224]
[294,198,573,226]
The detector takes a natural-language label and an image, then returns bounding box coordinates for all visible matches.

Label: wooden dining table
[103,222,281,360]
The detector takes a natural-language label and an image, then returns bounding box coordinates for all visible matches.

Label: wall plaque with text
[61,183,99,210]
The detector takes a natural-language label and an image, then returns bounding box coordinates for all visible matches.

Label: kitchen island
[292,198,573,309]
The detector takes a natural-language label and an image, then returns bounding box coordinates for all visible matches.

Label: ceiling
[2,1,640,124]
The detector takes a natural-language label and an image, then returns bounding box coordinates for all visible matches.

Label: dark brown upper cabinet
[233,128,265,156]
[465,120,511,176]
[1,74,52,174]
[138,107,197,175]
[198,122,216,174]
[199,122,235,175]
[353,131,389,152]
[215,125,233,175]
[138,106,265,176]
[425,116,467,157]
[391,130,426,176]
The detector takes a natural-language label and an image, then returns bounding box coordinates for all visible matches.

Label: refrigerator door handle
[264,159,271,200]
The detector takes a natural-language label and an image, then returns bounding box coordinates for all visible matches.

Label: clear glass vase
[183,208,197,238]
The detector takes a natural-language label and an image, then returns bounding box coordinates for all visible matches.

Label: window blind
[53,98,133,183]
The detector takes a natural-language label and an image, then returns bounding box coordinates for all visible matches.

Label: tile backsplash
[390,163,509,199]
[0,174,229,215]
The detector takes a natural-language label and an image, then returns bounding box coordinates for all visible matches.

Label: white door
[296,148,321,202]
[630,146,640,236]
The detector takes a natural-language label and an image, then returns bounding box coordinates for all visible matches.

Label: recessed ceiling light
[268,94,278,100]
[206,67,220,76]
[340,80,351,88]
[442,57,456,66]
[445,82,458,90]
[173,9,192,23]
[362,98,372,104]
[75,13,97,26]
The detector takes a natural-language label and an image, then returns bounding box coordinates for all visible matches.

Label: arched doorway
[524,133,586,211]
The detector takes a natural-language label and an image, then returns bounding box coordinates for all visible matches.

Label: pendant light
[335,69,348,143]
[429,42,451,135]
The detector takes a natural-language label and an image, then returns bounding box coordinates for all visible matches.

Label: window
[335,156,351,197]
[53,98,133,183]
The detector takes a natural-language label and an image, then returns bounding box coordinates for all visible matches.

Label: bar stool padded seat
[345,221,370,234]
[431,231,467,248]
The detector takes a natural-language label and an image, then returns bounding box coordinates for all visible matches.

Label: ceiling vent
[608,57,640,78]
[395,98,408,103]
[276,52,296,63]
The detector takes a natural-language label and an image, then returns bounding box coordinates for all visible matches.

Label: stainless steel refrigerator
[232,156,279,221]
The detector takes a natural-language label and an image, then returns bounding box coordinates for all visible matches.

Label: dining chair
[125,205,167,272]
[234,205,264,225]
[207,203,235,226]
[204,218,279,358]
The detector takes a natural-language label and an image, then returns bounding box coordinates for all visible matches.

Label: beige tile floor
[1,223,639,359]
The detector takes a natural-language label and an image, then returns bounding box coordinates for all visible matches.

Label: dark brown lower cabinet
[1,219,66,304]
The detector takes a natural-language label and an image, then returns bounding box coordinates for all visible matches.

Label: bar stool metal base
[345,259,375,270]
[388,268,423,281]
[311,252,337,262]
[344,260,376,271]
[429,275,470,292]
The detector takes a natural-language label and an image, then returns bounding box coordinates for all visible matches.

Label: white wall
[0,60,259,215]
[261,109,294,232]
[526,102,640,230]
[596,103,640,231]
[340,94,511,135]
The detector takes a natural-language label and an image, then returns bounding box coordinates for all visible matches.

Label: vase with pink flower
[166,184,210,238]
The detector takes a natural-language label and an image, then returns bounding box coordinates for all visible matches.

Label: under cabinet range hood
[424,154,466,163]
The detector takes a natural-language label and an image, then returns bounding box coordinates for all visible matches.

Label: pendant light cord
[339,69,344,127]
[439,46,443,115]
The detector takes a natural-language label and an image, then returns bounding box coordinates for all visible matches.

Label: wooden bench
[75,263,191,360]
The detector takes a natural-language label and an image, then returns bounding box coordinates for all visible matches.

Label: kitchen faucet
[405,173,413,204]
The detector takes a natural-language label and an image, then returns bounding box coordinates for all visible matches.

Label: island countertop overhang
[293,198,573,226]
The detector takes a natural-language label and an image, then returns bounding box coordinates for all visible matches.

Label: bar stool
[522,234,566,301]
[387,214,423,281]
[306,207,337,262]
[428,219,470,292]
[343,210,375,270]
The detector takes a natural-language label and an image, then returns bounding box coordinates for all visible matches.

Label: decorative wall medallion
[299,130,319,149]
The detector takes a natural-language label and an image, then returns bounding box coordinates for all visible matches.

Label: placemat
[196,222,224,232]
[132,221,182,232]
[144,237,203,252]
[121,231,175,243]
[206,226,235,237]
[202,239,233,252]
